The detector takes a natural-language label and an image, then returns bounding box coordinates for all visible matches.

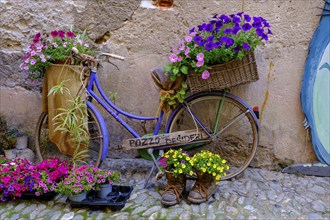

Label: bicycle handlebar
[71,47,125,63]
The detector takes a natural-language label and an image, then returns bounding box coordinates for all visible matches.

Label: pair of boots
[160,171,217,206]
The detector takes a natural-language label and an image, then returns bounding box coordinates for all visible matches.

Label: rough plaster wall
[0,0,322,165]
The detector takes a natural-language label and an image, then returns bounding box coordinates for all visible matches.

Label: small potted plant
[188,150,229,204]
[158,148,193,206]
[55,165,97,202]
[0,129,17,160]
[94,168,120,199]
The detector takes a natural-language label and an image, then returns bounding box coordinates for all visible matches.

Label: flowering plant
[159,148,194,178]
[20,29,93,79]
[0,158,33,202]
[94,169,120,190]
[164,12,272,80]
[162,12,272,105]
[191,150,229,184]
[55,165,98,195]
[30,158,72,196]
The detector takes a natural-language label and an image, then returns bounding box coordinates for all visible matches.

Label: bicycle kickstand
[143,148,164,188]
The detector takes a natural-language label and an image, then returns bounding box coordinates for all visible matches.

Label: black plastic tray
[20,191,57,201]
[67,185,134,210]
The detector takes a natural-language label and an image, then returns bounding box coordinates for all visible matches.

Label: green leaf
[180,65,188,75]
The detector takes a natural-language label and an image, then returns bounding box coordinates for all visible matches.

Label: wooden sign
[120,130,209,150]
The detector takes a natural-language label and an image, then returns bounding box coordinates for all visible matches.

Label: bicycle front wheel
[35,107,104,167]
[166,91,259,180]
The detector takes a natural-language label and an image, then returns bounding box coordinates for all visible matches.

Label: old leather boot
[160,171,186,206]
[187,171,217,204]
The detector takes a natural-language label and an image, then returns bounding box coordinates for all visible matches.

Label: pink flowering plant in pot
[54,165,98,196]
[94,168,120,190]
[20,29,93,80]
[163,12,272,104]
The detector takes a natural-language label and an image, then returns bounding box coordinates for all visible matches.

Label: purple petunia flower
[231,25,241,35]
[193,35,203,43]
[256,28,264,37]
[225,38,234,48]
[244,14,251,22]
[213,41,222,48]
[242,42,250,50]
[205,23,213,32]
[205,42,213,51]
[237,12,244,17]
[234,46,240,52]
[242,23,252,32]
[198,23,207,31]
[223,28,232,35]
[181,160,185,164]
[232,16,241,24]
[206,36,214,42]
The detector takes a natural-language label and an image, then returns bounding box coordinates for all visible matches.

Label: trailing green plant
[48,81,89,167]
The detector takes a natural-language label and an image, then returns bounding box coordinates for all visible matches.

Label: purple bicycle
[35,48,259,183]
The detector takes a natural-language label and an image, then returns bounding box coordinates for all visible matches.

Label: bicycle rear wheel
[166,91,259,180]
[35,107,104,167]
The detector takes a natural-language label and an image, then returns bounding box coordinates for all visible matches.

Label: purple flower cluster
[166,12,272,80]
[189,12,271,52]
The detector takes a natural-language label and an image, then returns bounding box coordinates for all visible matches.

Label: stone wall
[0,0,323,167]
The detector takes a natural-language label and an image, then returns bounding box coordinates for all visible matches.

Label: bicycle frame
[85,69,166,159]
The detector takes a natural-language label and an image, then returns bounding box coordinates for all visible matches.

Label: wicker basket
[187,52,259,93]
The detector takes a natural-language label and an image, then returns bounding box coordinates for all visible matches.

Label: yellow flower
[202,168,206,172]
[178,155,182,158]
[186,157,190,161]
[222,159,226,163]
[213,164,217,169]
[179,169,183,173]
[207,162,211,166]
[212,172,216,176]
[216,175,221,180]
[182,164,186,168]
[189,171,194,176]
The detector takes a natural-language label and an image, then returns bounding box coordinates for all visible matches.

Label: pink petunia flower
[196,53,204,61]
[201,70,210,79]
[185,36,192,43]
[196,60,204,67]
[169,54,178,63]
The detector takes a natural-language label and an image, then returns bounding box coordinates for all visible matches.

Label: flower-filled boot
[160,171,186,206]
[187,171,217,204]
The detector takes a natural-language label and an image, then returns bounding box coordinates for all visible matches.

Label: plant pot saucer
[67,185,133,210]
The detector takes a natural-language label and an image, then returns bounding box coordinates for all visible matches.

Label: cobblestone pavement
[0,158,329,220]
